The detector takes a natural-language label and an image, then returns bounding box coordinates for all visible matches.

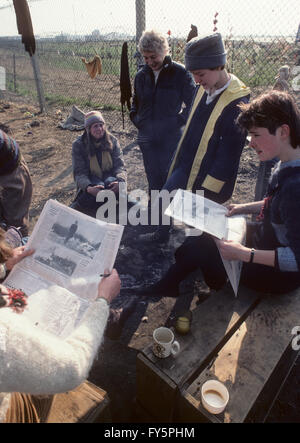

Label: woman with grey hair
[130,29,196,195]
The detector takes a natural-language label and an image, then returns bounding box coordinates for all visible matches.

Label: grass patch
[44,93,121,110]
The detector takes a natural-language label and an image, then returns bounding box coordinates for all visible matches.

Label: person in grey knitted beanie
[185,33,227,71]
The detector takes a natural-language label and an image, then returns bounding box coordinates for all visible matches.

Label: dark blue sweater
[258,159,300,273]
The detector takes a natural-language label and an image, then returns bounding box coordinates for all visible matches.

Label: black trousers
[172,227,300,294]
[139,136,180,194]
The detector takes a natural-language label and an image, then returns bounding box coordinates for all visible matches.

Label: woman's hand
[5,246,35,271]
[226,203,245,217]
[107,181,119,194]
[87,185,105,197]
[215,238,250,262]
[226,201,265,217]
[0,284,9,295]
[97,269,121,304]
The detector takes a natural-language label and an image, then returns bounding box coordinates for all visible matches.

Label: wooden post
[30,53,46,113]
[13,54,17,92]
[135,0,146,69]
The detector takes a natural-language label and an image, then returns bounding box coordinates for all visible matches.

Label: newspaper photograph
[4,199,124,336]
[165,189,246,295]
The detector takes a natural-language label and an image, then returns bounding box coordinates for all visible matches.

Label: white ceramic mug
[201,380,229,414]
[152,327,180,358]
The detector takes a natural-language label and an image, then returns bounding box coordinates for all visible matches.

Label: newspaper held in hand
[4,199,124,337]
[165,189,246,296]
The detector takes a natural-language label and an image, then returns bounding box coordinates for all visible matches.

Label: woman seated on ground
[71,111,127,218]
[140,90,300,296]
[0,225,121,423]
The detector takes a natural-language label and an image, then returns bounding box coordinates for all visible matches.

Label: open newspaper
[165,189,247,296]
[4,199,124,337]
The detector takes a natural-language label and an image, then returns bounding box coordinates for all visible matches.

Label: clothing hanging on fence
[13,0,36,56]
[81,55,102,79]
[120,42,132,129]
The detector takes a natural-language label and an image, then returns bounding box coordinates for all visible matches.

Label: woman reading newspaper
[139,90,300,296]
[0,227,122,423]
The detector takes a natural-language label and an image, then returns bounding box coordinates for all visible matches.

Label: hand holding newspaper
[165,189,247,296]
[4,199,124,337]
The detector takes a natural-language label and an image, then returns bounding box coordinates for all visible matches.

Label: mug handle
[171,340,180,356]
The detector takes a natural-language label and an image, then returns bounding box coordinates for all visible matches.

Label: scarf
[89,151,113,179]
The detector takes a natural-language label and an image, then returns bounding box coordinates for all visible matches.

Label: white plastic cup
[201,380,229,414]
[152,327,180,358]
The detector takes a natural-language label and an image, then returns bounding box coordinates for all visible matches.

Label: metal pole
[30,53,46,113]
[135,0,146,69]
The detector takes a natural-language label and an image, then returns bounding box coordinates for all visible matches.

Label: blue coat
[167,76,250,203]
[130,56,196,145]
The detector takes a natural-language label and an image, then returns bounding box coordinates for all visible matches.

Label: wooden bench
[46,380,111,423]
[136,284,300,423]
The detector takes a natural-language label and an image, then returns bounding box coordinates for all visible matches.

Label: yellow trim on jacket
[201,174,225,193]
[168,75,250,192]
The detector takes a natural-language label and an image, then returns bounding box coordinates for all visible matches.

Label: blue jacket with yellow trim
[168,76,250,204]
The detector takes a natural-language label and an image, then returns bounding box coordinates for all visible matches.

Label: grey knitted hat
[185,33,227,71]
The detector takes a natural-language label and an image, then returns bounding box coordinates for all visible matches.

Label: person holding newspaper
[0,250,121,423]
[70,111,127,218]
[139,32,250,243]
[139,90,300,296]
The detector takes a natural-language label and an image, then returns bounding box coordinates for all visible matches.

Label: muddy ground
[0,92,299,423]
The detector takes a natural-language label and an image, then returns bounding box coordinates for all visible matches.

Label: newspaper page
[4,199,124,337]
[165,189,246,296]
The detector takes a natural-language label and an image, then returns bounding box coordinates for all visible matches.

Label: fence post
[135,0,145,69]
[30,53,46,113]
[13,53,17,92]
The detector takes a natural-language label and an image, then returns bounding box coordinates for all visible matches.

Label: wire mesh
[0,0,299,129]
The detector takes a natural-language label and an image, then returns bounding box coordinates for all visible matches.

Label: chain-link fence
[0,0,299,128]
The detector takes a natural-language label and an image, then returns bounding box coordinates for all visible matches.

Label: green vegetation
[37,39,137,76]
[0,36,298,108]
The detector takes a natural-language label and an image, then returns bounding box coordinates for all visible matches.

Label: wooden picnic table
[136,284,300,423]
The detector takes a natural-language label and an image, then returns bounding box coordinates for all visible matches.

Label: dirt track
[0,92,299,423]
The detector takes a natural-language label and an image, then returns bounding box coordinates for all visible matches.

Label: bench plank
[141,285,260,387]
[46,381,111,423]
[137,285,261,420]
[180,289,300,423]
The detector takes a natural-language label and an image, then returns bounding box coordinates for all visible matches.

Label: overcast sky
[0,0,299,38]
